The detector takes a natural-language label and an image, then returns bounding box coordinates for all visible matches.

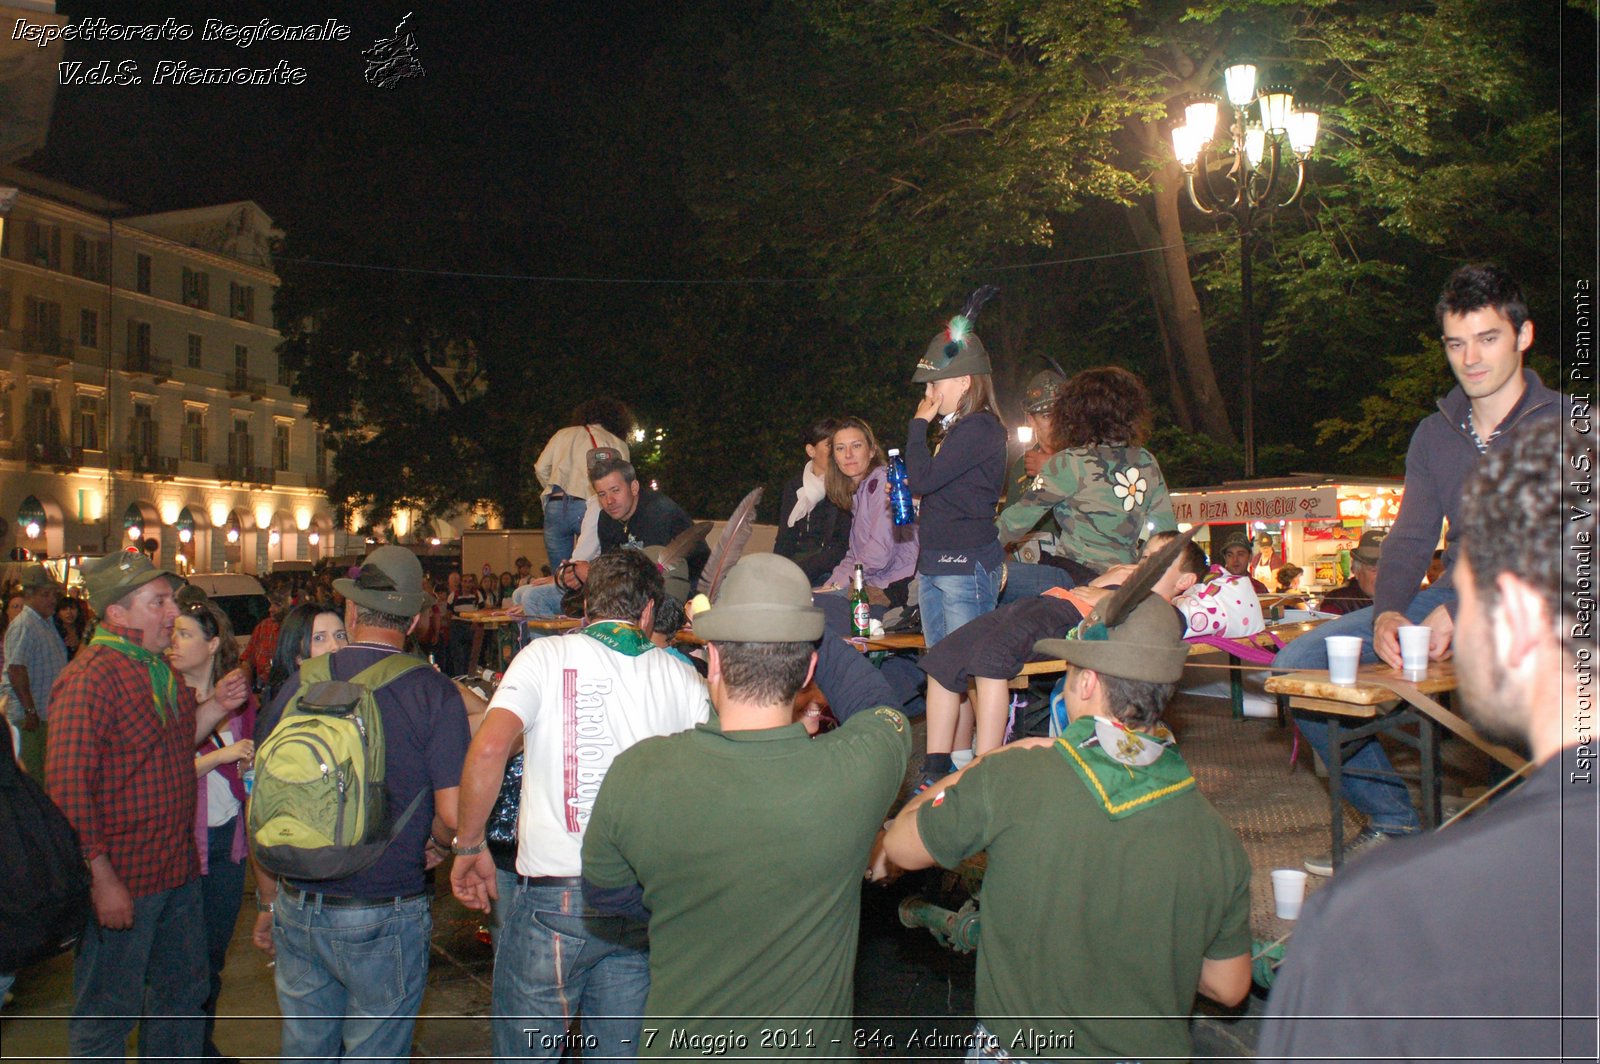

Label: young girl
[905,289,1009,644]
[907,291,1008,783]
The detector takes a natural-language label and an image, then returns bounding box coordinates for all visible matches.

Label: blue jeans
[273,889,432,1064]
[71,878,208,1062]
[542,496,588,574]
[199,819,247,1058]
[1274,583,1456,833]
[997,561,1073,606]
[491,880,648,1061]
[918,562,1000,647]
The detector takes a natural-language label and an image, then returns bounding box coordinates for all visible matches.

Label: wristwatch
[254,892,275,914]
[451,836,487,856]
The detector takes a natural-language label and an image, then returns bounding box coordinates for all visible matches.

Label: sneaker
[1304,828,1393,877]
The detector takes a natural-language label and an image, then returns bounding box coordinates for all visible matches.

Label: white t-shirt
[204,723,243,828]
[489,624,711,877]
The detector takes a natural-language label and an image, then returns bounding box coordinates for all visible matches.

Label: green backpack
[249,653,426,881]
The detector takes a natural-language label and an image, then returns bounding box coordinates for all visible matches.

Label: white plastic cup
[1325,636,1363,685]
[1398,625,1432,673]
[1271,868,1309,919]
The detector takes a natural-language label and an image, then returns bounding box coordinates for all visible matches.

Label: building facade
[0,170,337,575]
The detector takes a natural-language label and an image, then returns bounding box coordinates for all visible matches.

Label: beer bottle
[849,564,871,637]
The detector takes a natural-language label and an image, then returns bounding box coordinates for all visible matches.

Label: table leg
[1228,654,1244,720]
[468,626,485,676]
[1420,715,1441,830]
[1329,715,1346,871]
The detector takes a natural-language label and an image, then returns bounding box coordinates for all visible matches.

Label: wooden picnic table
[1264,660,1525,871]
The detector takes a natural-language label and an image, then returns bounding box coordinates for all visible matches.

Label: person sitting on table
[996,366,1176,587]
[914,531,1207,787]
[774,416,852,586]
[1272,262,1571,877]
[1317,530,1384,616]
[814,416,918,633]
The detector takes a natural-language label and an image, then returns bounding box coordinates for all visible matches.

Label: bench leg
[1228,654,1244,720]
[1329,715,1346,871]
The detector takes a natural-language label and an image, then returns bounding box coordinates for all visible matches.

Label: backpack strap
[344,653,428,693]
[297,653,334,685]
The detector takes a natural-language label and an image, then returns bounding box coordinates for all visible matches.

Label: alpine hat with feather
[1032,527,1200,684]
[912,285,1000,382]
[692,554,825,643]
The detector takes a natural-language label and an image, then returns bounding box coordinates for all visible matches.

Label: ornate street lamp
[1169,63,1321,478]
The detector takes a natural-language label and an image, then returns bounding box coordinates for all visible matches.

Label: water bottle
[886,448,915,527]
[849,564,871,638]
[242,767,255,796]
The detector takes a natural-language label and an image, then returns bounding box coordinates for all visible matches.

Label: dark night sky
[28,1,678,269]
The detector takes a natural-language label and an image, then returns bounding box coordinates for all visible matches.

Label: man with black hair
[253,545,469,1062]
[452,549,710,1061]
[880,590,1252,1063]
[582,554,910,1057]
[1260,419,1597,1063]
[1273,262,1569,874]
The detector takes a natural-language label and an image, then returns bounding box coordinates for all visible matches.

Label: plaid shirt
[46,622,200,897]
[1,603,68,720]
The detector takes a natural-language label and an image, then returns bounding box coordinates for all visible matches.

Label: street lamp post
[1170,64,1321,478]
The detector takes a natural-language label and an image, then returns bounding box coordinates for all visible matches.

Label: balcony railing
[122,450,178,476]
[227,371,266,398]
[20,330,75,361]
[215,463,274,484]
[123,352,173,380]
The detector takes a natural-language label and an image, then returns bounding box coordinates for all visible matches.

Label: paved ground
[0,683,1494,1062]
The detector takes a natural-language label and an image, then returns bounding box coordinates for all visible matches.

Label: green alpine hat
[692,554,824,643]
[1023,369,1065,413]
[1034,593,1188,684]
[911,285,1000,383]
[334,545,432,617]
[82,551,181,614]
[16,563,62,592]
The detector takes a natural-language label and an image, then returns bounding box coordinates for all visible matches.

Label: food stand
[1169,475,1409,593]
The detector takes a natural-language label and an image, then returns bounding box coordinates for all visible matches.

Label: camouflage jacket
[995,444,1176,572]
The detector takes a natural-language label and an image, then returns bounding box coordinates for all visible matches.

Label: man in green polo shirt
[879,554,1253,1063]
[582,554,911,1058]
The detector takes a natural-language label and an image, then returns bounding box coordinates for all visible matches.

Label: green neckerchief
[1053,715,1195,820]
[89,624,181,726]
[581,620,655,658]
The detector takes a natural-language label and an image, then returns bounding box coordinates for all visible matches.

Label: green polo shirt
[583,706,912,1058]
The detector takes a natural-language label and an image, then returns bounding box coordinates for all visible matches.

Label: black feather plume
[959,284,1000,324]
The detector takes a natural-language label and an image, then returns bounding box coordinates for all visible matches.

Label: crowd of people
[0,263,1590,1063]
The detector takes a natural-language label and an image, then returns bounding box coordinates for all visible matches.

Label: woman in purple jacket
[817,416,918,606]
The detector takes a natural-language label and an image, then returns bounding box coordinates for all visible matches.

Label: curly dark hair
[1457,419,1585,664]
[570,397,636,441]
[1049,366,1151,448]
[1435,263,1529,332]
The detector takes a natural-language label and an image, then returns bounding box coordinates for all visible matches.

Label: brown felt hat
[1033,594,1189,684]
[1351,529,1387,566]
[16,563,62,592]
[82,551,181,614]
[334,545,432,617]
[692,554,824,643]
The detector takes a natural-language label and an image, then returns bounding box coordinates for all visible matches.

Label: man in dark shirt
[1259,420,1597,1063]
[1317,529,1385,616]
[591,451,710,586]
[1273,264,1568,872]
[252,546,470,1062]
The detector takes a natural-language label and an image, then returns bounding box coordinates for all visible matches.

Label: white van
[184,572,270,648]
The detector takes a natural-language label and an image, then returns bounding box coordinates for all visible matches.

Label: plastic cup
[1271,868,1309,919]
[1398,625,1431,673]
[1325,636,1363,685]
